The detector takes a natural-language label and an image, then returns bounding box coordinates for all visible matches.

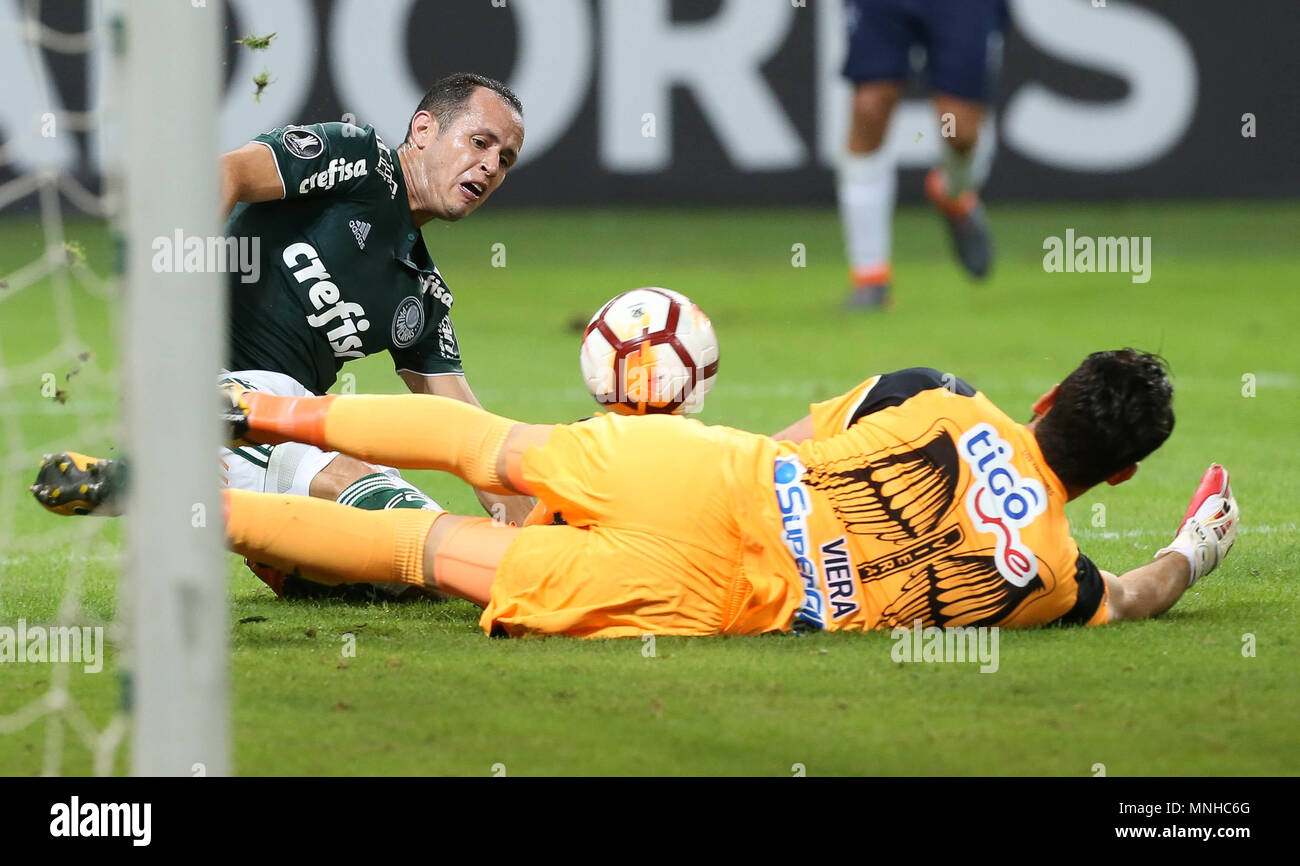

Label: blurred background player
[839,0,1006,309]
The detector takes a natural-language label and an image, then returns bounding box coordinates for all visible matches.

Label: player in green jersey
[33,72,533,599]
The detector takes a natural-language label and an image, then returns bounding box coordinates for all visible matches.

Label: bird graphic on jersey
[783,368,1096,632]
[879,553,1043,629]
[803,421,1037,628]
[802,421,960,541]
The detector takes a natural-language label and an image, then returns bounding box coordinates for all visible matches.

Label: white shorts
[218,369,406,496]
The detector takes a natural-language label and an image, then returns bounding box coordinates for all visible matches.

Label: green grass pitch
[0,201,1296,776]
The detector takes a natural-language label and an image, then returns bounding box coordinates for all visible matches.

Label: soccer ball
[580,288,719,415]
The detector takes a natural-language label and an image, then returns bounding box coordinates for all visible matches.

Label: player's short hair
[404,73,523,144]
[1035,348,1175,490]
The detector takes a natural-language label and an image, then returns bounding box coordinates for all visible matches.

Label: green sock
[336,472,439,511]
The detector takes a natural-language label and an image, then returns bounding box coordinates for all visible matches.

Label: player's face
[427,88,523,221]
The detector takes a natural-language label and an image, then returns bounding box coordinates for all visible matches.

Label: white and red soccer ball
[580,288,719,415]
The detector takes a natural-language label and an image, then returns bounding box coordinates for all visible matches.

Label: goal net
[0,0,228,776]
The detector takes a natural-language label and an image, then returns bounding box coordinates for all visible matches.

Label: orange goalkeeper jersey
[769,368,1108,631]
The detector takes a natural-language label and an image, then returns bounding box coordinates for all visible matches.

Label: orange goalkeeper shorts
[480,413,803,638]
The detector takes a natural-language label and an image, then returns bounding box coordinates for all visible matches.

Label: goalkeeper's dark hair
[1034,348,1175,490]
[404,73,522,143]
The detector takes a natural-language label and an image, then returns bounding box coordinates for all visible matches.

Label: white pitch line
[1072,524,1295,540]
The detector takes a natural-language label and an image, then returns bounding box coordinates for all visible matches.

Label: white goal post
[122,0,228,776]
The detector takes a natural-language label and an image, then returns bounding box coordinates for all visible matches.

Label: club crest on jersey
[959,423,1047,586]
[282,242,370,359]
[282,128,324,159]
[774,456,827,629]
[392,296,424,348]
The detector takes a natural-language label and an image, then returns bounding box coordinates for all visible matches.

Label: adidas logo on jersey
[349,219,371,250]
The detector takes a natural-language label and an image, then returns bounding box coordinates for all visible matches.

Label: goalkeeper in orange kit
[218,350,1239,638]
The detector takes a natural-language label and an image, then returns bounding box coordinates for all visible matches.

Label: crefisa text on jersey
[282,241,371,359]
[420,269,454,309]
[50,796,151,846]
[298,156,368,195]
[150,229,259,284]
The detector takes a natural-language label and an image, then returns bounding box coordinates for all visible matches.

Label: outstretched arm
[1100,463,1239,623]
[1100,554,1191,622]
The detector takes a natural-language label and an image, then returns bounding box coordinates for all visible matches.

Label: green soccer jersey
[225,121,461,394]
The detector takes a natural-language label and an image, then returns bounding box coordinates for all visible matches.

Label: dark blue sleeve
[848,367,976,425]
[1053,554,1106,627]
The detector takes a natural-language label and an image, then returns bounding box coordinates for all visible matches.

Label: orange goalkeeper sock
[223,489,441,588]
[429,516,521,607]
[243,393,518,494]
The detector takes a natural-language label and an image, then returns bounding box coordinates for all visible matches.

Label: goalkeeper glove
[1155,463,1239,587]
